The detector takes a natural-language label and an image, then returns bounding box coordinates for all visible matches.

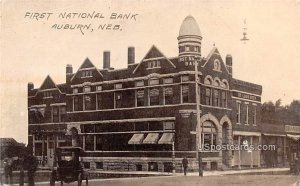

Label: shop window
[202,121,217,151]
[96,94,101,110]
[83,162,90,169]
[136,164,142,171]
[84,95,91,110]
[73,96,79,111]
[115,92,122,108]
[205,88,212,105]
[163,162,173,172]
[164,87,174,105]
[136,89,145,107]
[182,85,189,103]
[149,88,159,106]
[148,162,158,171]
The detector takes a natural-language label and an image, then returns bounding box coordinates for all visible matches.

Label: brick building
[28,15,264,172]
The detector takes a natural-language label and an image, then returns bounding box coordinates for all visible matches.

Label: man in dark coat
[24,154,38,186]
[182,157,188,176]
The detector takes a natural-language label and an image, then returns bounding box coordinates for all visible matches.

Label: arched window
[201,121,217,151]
[213,59,221,71]
[204,75,213,85]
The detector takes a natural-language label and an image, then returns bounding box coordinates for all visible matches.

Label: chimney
[66,64,73,83]
[28,82,34,91]
[225,54,232,75]
[103,51,110,69]
[128,47,135,65]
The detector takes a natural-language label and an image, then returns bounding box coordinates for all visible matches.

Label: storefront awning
[143,133,159,144]
[233,131,261,136]
[128,134,144,145]
[158,133,174,144]
[287,134,300,141]
[263,133,286,137]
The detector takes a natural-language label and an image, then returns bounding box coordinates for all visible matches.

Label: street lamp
[194,56,203,177]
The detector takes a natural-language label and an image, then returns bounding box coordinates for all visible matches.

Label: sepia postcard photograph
[0,0,300,185]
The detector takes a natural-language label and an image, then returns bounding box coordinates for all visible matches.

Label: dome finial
[178,15,201,37]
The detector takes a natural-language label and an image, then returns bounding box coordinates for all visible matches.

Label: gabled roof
[39,75,61,92]
[202,47,230,74]
[133,45,176,74]
[70,58,103,81]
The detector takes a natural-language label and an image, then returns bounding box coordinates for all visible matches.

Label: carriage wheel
[78,172,82,186]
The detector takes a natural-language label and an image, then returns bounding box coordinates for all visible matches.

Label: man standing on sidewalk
[182,157,188,176]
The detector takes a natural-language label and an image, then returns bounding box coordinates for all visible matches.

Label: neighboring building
[27,15,263,172]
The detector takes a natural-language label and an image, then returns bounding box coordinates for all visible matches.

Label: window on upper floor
[82,70,93,78]
[96,85,102,91]
[136,89,145,107]
[205,88,212,106]
[182,85,189,103]
[44,91,53,98]
[60,106,66,122]
[253,106,257,126]
[52,106,59,123]
[221,91,227,108]
[96,94,101,110]
[115,83,122,89]
[135,80,144,87]
[149,88,159,106]
[83,86,91,93]
[115,92,122,108]
[163,121,175,131]
[213,59,221,71]
[236,102,241,124]
[73,96,79,111]
[148,60,161,69]
[84,95,91,110]
[164,87,174,105]
[73,88,78,94]
[181,75,189,82]
[163,78,173,84]
[213,89,220,107]
[149,78,159,85]
[245,104,249,125]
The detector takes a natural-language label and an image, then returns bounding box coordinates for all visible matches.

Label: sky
[1,0,300,144]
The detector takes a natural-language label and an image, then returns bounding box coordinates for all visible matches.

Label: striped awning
[143,133,159,144]
[158,133,174,144]
[128,134,144,145]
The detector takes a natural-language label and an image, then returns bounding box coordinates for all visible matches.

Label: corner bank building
[28,16,264,172]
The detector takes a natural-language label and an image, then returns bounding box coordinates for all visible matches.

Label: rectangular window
[85,135,94,151]
[73,96,79,111]
[221,91,227,108]
[182,75,189,82]
[163,121,174,131]
[73,88,78,94]
[148,60,161,68]
[95,135,102,151]
[237,102,241,124]
[83,86,91,93]
[163,78,173,84]
[253,106,257,125]
[182,85,189,103]
[164,87,173,105]
[96,86,102,91]
[149,78,159,85]
[52,107,59,123]
[135,81,144,87]
[245,104,249,124]
[60,106,66,122]
[96,94,101,110]
[82,70,92,78]
[84,95,91,110]
[115,92,122,108]
[96,162,103,169]
[213,89,220,107]
[205,88,212,105]
[149,88,159,105]
[136,89,145,107]
[44,91,52,98]
[115,83,122,89]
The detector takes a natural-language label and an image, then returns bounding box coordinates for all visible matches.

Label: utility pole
[194,56,203,177]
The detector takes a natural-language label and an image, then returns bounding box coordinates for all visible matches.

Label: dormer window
[148,60,161,69]
[82,70,93,78]
[83,86,91,93]
[44,91,52,98]
[213,59,221,71]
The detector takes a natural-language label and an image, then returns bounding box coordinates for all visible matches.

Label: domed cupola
[178,15,202,57]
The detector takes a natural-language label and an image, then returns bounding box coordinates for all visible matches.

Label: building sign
[285,125,300,134]
[232,91,261,102]
[179,56,200,66]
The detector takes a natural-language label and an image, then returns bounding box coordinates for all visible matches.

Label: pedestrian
[3,157,13,184]
[24,153,38,186]
[182,157,188,176]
